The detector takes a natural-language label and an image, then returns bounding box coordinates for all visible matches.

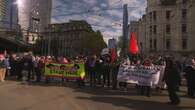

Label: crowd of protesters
[0,51,195,105]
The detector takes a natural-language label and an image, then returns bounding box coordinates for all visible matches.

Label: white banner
[117,65,165,87]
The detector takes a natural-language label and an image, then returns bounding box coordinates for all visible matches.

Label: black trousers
[187,80,195,97]
[141,86,151,97]
[103,68,110,87]
[35,68,41,82]
[27,69,32,81]
[167,84,180,103]
[96,72,102,84]
[16,69,22,80]
[112,68,118,89]
[89,68,96,87]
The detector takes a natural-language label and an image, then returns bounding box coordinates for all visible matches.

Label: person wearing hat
[0,54,6,82]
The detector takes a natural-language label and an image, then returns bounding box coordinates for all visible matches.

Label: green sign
[44,63,85,79]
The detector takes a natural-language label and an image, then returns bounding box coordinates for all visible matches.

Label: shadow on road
[76,96,194,110]
[17,80,195,110]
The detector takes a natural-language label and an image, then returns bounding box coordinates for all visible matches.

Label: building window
[154,39,157,50]
[153,25,157,34]
[149,12,152,21]
[182,9,187,19]
[32,36,35,41]
[26,37,29,42]
[182,0,187,4]
[182,39,187,49]
[150,26,152,35]
[153,11,156,21]
[150,39,152,49]
[166,10,171,20]
[182,24,187,33]
[161,0,177,5]
[166,24,171,34]
[166,39,170,49]
[140,42,143,48]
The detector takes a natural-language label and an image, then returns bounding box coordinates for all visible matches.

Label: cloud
[100,3,107,7]
[52,0,147,43]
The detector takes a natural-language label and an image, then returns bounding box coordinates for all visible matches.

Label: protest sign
[117,65,165,87]
[44,63,85,80]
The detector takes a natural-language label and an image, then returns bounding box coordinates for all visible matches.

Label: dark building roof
[49,20,93,32]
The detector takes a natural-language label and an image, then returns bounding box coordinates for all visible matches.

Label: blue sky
[52,0,146,42]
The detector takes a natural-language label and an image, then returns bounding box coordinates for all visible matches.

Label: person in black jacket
[95,57,103,85]
[112,58,120,90]
[184,58,195,98]
[163,58,181,105]
[102,55,111,87]
[22,54,33,82]
[9,54,17,77]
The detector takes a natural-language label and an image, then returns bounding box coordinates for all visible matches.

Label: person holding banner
[163,58,181,105]
[112,58,120,90]
[118,58,129,91]
[140,59,153,97]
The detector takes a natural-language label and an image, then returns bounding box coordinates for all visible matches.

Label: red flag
[111,48,117,63]
[129,32,139,55]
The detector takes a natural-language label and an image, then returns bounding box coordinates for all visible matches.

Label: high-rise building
[108,38,117,49]
[130,0,195,54]
[0,0,18,30]
[0,0,7,21]
[18,0,52,43]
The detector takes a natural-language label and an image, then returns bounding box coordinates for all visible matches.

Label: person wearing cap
[0,54,6,82]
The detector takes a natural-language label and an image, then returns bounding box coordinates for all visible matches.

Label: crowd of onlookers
[0,51,195,105]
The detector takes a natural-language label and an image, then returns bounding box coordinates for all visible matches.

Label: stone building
[38,20,94,56]
[130,0,195,54]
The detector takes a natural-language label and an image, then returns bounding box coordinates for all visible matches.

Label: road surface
[0,80,195,110]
